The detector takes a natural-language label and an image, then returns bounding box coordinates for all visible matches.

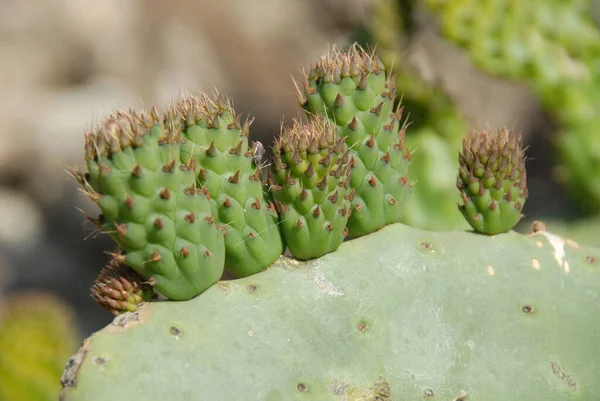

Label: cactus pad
[297,45,412,238]
[76,109,226,300]
[457,128,528,234]
[90,262,154,315]
[271,116,351,260]
[60,223,600,400]
[168,93,284,277]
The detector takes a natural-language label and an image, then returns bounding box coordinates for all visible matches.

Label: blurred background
[1,0,600,399]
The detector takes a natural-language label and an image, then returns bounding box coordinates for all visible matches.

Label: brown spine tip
[159,189,171,200]
[197,187,211,199]
[223,197,232,208]
[230,140,243,156]
[334,94,345,107]
[368,175,377,187]
[404,149,412,161]
[131,165,142,178]
[313,205,322,218]
[251,197,261,210]
[180,247,190,258]
[162,160,176,173]
[203,250,212,257]
[184,183,196,196]
[184,213,196,223]
[125,196,135,209]
[116,224,128,237]
[389,197,397,205]
[366,135,375,148]
[249,169,261,182]
[343,226,349,236]
[399,176,408,185]
[345,188,356,201]
[325,222,333,232]
[228,170,240,184]
[327,190,339,204]
[151,251,161,262]
[248,231,256,239]
[206,141,217,157]
[370,102,383,116]
[153,218,164,229]
[305,163,315,178]
[296,218,303,229]
[199,168,208,181]
[204,216,215,225]
[299,188,309,201]
[317,176,328,191]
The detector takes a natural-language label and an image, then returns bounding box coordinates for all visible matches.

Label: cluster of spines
[457,127,528,234]
[295,44,413,238]
[90,261,155,315]
[270,116,352,260]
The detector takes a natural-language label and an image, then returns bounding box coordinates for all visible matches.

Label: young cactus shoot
[270,115,351,260]
[457,127,528,234]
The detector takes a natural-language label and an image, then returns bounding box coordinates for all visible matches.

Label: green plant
[0,292,78,401]
[61,43,600,400]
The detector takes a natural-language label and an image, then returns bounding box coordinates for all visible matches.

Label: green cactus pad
[168,93,284,277]
[90,261,154,315]
[457,128,528,235]
[77,109,226,300]
[297,44,412,238]
[271,116,351,260]
[0,293,78,401]
[60,223,600,400]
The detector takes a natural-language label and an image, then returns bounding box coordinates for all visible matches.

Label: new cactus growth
[168,93,284,277]
[457,128,528,235]
[270,116,351,260]
[297,45,412,238]
[90,261,154,315]
[75,109,226,300]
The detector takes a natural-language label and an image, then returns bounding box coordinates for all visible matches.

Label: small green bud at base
[91,261,155,315]
[457,128,528,235]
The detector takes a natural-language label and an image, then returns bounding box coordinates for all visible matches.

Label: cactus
[457,127,528,235]
[296,44,413,238]
[353,0,472,231]
[421,0,600,212]
[74,109,226,301]
[0,292,78,401]
[90,261,154,316]
[270,115,351,260]
[60,223,600,400]
[168,93,285,277]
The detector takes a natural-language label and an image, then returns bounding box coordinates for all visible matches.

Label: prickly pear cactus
[270,116,351,260]
[60,223,600,400]
[457,128,528,234]
[168,94,284,277]
[297,45,413,237]
[1,292,78,401]
[74,109,226,300]
[356,0,471,231]
[90,262,154,316]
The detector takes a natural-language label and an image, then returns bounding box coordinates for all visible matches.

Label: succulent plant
[457,127,528,235]
[0,292,78,401]
[168,93,285,277]
[73,109,226,301]
[90,261,154,315]
[296,44,413,238]
[270,115,351,260]
[61,40,600,401]
[60,223,600,400]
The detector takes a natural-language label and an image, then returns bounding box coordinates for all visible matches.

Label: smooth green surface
[61,223,600,400]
